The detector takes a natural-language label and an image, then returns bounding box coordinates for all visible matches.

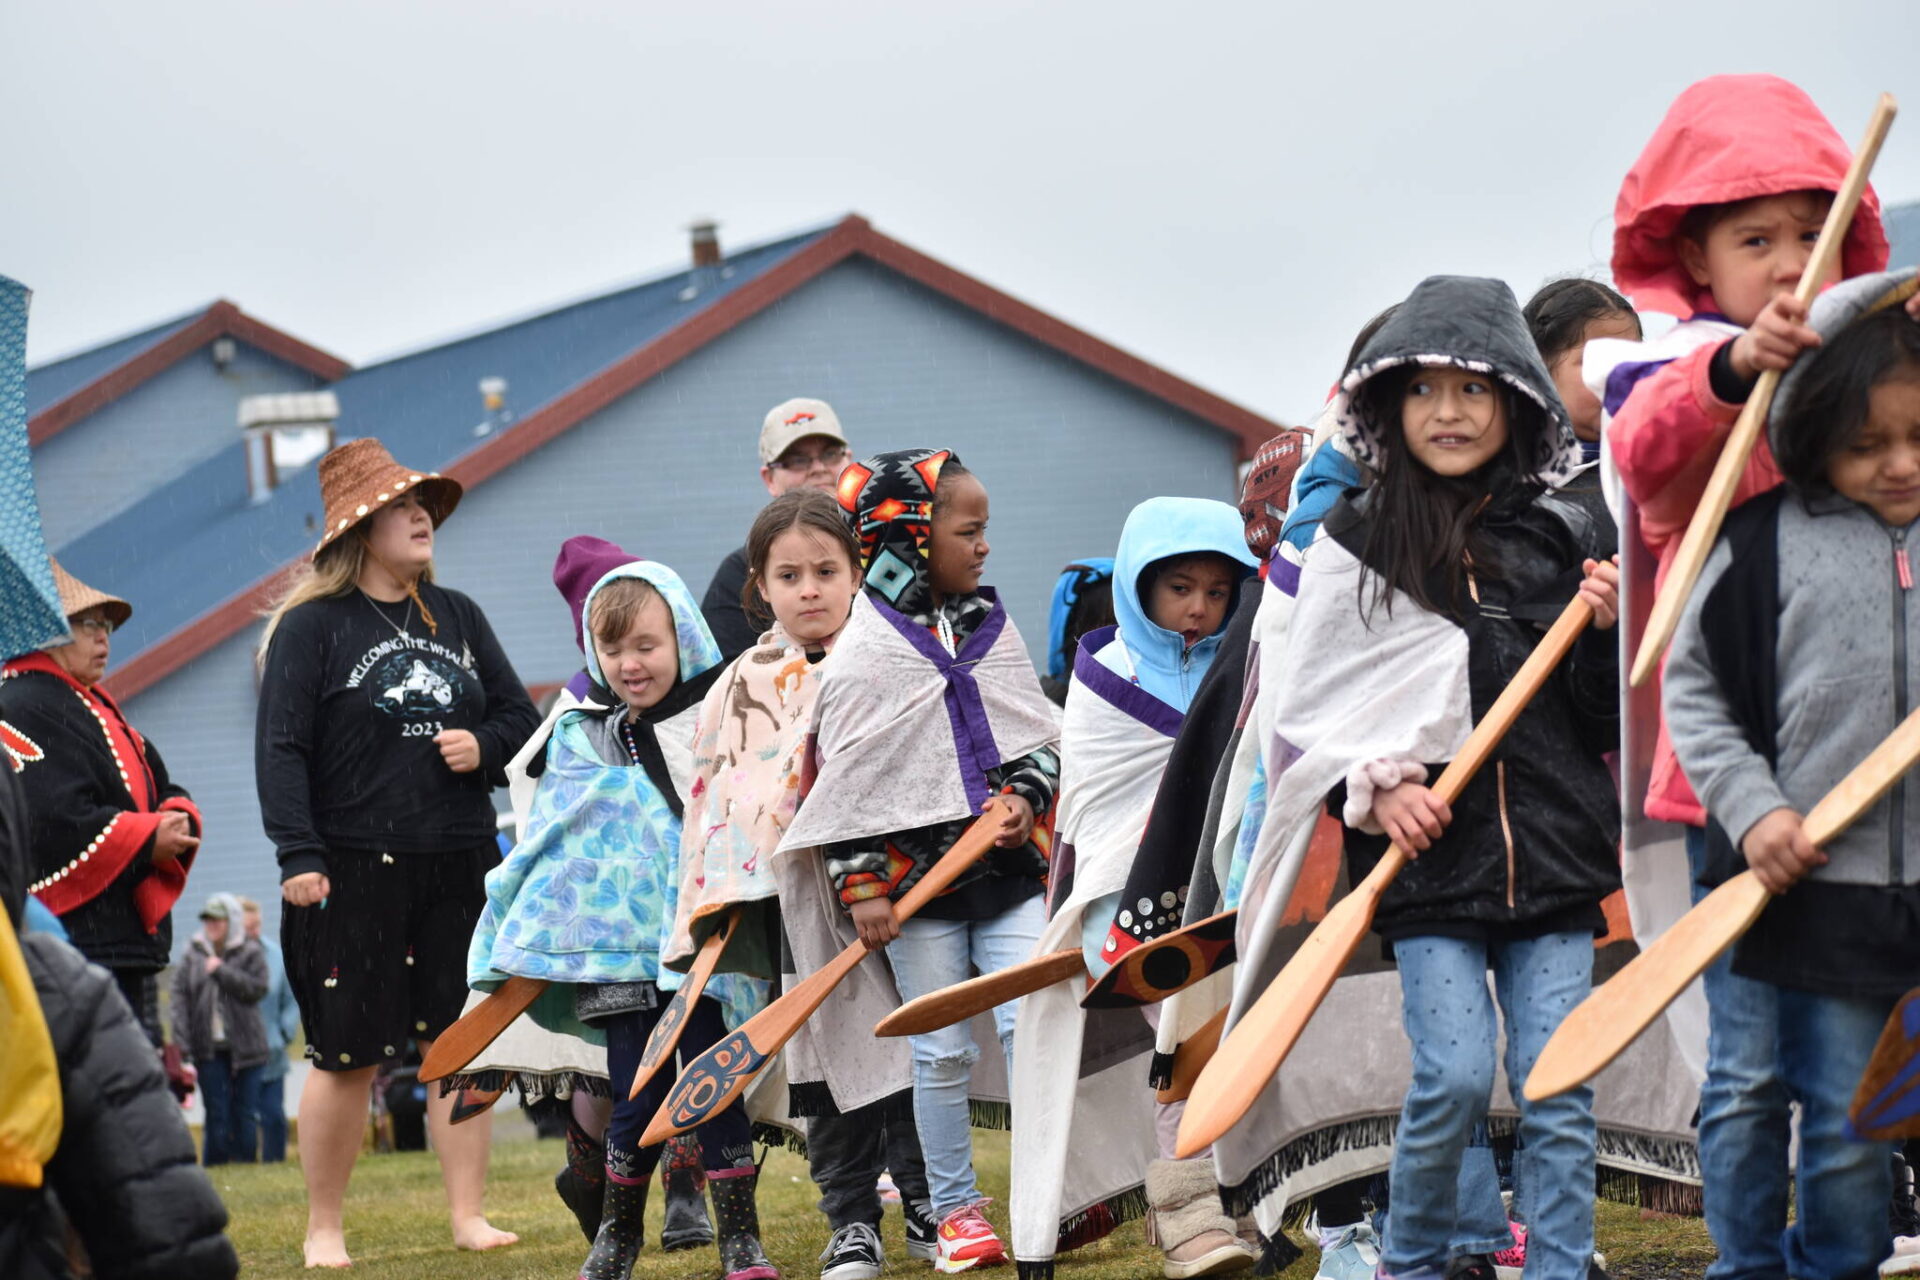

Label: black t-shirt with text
[255,584,539,880]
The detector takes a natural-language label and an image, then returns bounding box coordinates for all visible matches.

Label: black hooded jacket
[1325,275,1622,942]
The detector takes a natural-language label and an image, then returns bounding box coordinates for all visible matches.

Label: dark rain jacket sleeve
[254,608,329,882]
[28,933,240,1280]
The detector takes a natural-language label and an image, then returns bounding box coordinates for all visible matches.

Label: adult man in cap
[701,398,852,661]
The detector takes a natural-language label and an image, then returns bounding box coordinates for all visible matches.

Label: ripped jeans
[885,895,1046,1217]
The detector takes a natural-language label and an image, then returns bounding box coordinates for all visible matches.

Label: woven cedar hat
[47,557,130,628]
[314,438,462,557]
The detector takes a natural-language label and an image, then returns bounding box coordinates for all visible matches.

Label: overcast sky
[4,1,1916,427]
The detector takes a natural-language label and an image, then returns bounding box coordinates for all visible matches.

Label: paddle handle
[875,947,1084,1037]
[1630,93,1897,687]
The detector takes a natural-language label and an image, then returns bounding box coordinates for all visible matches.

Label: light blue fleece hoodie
[1091,496,1258,712]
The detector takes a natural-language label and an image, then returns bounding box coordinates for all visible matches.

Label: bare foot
[303,1228,352,1269]
[452,1217,519,1252]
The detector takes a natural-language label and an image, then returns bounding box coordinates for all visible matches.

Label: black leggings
[603,994,752,1178]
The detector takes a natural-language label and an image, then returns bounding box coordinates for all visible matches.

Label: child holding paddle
[466,558,773,1280]
[1011,496,1259,1280]
[778,449,1061,1274]
[1250,276,1621,1280]
[1664,269,1920,1279]
[1592,74,1891,1277]
[666,488,939,1280]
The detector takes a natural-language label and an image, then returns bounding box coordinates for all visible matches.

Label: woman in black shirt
[255,438,537,1269]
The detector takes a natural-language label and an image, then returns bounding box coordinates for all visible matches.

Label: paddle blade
[1525,872,1770,1101]
[1174,883,1380,1158]
[629,911,740,1100]
[448,1084,505,1125]
[1156,1006,1227,1105]
[1080,911,1238,1009]
[419,976,548,1083]
[877,949,1084,1037]
[1851,987,1920,1140]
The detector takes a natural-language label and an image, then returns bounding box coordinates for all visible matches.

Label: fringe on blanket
[1057,1185,1150,1251]
[754,1121,807,1157]
[1147,1050,1177,1092]
[1221,1116,1700,1218]
[437,1069,611,1101]
[787,1082,915,1125]
[970,1098,1012,1131]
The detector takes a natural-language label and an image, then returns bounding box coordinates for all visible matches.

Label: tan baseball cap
[758,398,849,466]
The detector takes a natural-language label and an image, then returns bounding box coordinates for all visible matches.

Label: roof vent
[679,218,731,302]
[239,391,339,503]
[690,219,722,268]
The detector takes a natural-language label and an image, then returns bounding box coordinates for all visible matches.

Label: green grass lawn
[215,1120,1713,1279]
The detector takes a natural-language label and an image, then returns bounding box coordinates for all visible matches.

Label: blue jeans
[1775,987,1898,1280]
[1384,932,1596,1280]
[196,1053,263,1166]
[252,1071,289,1162]
[885,895,1045,1217]
[1685,826,1792,1280]
[1372,1126,1514,1257]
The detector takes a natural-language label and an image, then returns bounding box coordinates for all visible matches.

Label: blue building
[26,214,1285,935]
[1888,199,1920,266]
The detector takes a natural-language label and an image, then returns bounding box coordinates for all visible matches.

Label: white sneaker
[1314,1223,1381,1280]
[1881,1235,1920,1277]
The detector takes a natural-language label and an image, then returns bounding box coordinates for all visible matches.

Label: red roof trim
[106,214,1286,700]
[29,301,351,447]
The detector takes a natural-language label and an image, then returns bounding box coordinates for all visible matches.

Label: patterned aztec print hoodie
[1601,73,1890,826]
[821,448,1061,918]
[470,561,724,993]
[1318,275,1622,940]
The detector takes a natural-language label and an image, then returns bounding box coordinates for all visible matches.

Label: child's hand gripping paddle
[1174,596,1598,1159]
[627,907,742,1100]
[1628,93,1896,688]
[874,948,1084,1037]
[419,975,548,1084]
[641,801,1010,1146]
[1526,704,1920,1101]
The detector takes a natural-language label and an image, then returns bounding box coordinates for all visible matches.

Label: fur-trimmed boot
[660,1133,714,1251]
[1144,1158,1259,1280]
[556,1117,608,1244]
[709,1167,779,1280]
[578,1150,650,1280]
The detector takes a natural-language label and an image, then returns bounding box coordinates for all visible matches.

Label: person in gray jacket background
[169,893,269,1166]
[1664,268,1920,1278]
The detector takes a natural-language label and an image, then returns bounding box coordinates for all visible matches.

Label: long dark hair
[1523,278,1639,366]
[1772,306,1920,492]
[1352,364,1556,620]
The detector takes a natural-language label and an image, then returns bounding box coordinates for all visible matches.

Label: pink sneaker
[934,1200,1008,1273]
[1491,1222,1527,1280]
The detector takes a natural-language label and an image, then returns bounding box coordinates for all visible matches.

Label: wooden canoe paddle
[628,907,742,1099]
[1174,596,1597,1158]
[874,948,1084,1037]
[420,975,548,1083]
[640,800,1010,1146]
[1156,1006,1227,1105]
[1525,704,1920,1102]
[1628,93,1896,688]
[1080,910,1238,1009]
[1851,986,1920,1140]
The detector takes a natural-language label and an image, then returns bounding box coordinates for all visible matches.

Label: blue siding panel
[35,342,326,550]
[1889,200,1920,268]
[25,308,203,416]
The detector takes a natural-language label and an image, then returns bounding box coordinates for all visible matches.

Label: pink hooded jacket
[1608,74,1888,824]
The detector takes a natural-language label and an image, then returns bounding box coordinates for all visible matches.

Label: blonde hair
[588,577,660,649]
[256,535,435,665]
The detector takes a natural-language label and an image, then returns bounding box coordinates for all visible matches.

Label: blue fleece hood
[1101,497,1257,711]
[580,561,722,691]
